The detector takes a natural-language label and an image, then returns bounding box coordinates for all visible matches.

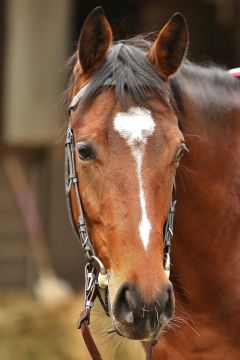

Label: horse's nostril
[113,282,175,332]
[156,283,175,319]
[125,289,138,311]
[113,283,140,324]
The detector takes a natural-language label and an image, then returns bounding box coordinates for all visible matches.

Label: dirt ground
[0,290,144,360]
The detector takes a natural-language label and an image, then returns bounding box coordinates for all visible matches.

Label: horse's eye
[77,142,96,161]
[175,143,188,163]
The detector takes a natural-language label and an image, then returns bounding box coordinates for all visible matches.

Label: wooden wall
[3,0,71,145]
[0,0,86,289]
[0,147,85,288]
[0,160,28,286]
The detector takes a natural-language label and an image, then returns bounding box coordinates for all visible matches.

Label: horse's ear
[78,7,112,73]
[148,13,188,81]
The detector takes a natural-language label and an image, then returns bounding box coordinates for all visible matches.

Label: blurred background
[0,0,239,359]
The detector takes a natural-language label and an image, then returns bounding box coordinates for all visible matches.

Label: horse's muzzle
[112,282,175,340]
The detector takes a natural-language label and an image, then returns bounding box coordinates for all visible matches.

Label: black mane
[67,37,174,114]
[66,37,240,123]
[171,61,240,124]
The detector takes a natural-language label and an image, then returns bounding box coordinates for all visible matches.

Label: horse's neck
[172,64,240,330]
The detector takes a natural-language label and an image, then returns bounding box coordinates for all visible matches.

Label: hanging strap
[78,309,103,360]
[146,343,153,360]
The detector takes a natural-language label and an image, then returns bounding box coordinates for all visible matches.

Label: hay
[0,290,144,360]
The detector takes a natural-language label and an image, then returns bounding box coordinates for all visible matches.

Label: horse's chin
[112,318,166,341]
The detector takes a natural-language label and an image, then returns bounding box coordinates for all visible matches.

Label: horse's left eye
[77,143,96,161]
[175,143,188,163]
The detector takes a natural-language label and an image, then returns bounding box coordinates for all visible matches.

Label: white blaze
[113,107,155,250]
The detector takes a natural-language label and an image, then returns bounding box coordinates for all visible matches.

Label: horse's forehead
[113,107,156,145]
[73,89,178,139]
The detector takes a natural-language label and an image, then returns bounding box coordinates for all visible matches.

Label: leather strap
[142,341,153,360]
[78,309,103,360]
[146,344,153,360]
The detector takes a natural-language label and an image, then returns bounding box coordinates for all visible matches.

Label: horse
[65,7,240,359]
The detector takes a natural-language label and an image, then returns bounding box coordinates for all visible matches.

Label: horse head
[67,7,188,342]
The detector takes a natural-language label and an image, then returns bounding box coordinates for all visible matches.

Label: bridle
[65,82,177,360]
